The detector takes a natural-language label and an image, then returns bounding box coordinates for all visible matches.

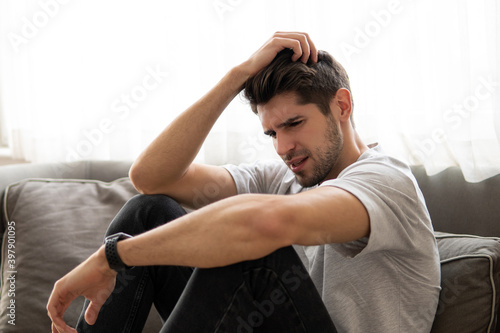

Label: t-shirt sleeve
[320,159,433,258]
[223,160,291,194]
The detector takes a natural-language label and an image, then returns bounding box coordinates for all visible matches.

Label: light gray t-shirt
[224,145,441,333]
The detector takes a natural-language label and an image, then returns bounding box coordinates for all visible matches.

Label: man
[47,32,440,332]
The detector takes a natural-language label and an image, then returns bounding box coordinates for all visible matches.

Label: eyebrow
[263,116,303,136]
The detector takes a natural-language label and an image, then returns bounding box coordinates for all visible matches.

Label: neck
[329,126,369,180]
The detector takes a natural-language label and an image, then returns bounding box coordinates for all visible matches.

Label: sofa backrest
[0,160,132,226]
[411,166,500,237]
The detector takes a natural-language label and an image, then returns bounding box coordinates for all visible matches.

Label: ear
[330,88,352,123]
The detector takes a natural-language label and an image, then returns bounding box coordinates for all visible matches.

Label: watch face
[106,232,133,241]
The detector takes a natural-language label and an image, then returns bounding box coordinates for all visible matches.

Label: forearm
[130,66,250,193]
[116,194,289,268]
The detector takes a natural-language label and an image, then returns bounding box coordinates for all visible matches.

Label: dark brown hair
[243,49,353,123]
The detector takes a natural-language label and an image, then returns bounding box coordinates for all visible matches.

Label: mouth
[287,156,308,173]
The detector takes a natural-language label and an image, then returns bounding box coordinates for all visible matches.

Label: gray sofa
[0,160,499,332]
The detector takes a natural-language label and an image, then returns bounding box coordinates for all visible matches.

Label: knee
[105,194,186,237]
[127,193,173,207]
[128,194,186,220]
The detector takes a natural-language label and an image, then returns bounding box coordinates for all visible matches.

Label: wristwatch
[104,232,133,272]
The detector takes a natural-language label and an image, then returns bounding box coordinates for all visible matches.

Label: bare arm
[47,31,320,332]
[128,67,245,206]
[129,32,318,208]
[116,186,369,268]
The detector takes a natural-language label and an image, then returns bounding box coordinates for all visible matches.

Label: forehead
[257,93,318,126]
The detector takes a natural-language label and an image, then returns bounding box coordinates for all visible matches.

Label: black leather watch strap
[104,232,133,272]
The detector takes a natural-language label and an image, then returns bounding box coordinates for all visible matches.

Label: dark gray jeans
[76,194,337,332]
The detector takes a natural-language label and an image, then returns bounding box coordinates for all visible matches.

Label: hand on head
[241,31,318,78]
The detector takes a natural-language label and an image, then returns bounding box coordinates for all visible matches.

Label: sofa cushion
[432,232,500,333]
[0,178,139,331]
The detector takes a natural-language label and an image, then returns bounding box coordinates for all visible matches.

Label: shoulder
[316,145,436,256]
[345,145,413,178]
[320,145,430,239]
[323,145,419,198]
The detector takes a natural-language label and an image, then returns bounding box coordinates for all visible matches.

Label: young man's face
[257,92,344,187]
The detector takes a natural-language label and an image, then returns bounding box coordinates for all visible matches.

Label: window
[0,0,498,181]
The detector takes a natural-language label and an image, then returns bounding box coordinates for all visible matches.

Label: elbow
[249,198,296,248]
[129,163,153,194]
[129,162,178,195]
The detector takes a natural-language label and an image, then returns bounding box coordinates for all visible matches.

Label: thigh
[161,246,337,333]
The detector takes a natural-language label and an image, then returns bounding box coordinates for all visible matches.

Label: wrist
[116,239,133,267]
[104,233,134,272]
[95,246,117,277]
[227,64,252,92]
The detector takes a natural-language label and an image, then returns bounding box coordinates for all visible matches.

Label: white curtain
[0,0,499,182]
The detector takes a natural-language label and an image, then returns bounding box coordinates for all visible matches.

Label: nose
[274,132,295,156]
